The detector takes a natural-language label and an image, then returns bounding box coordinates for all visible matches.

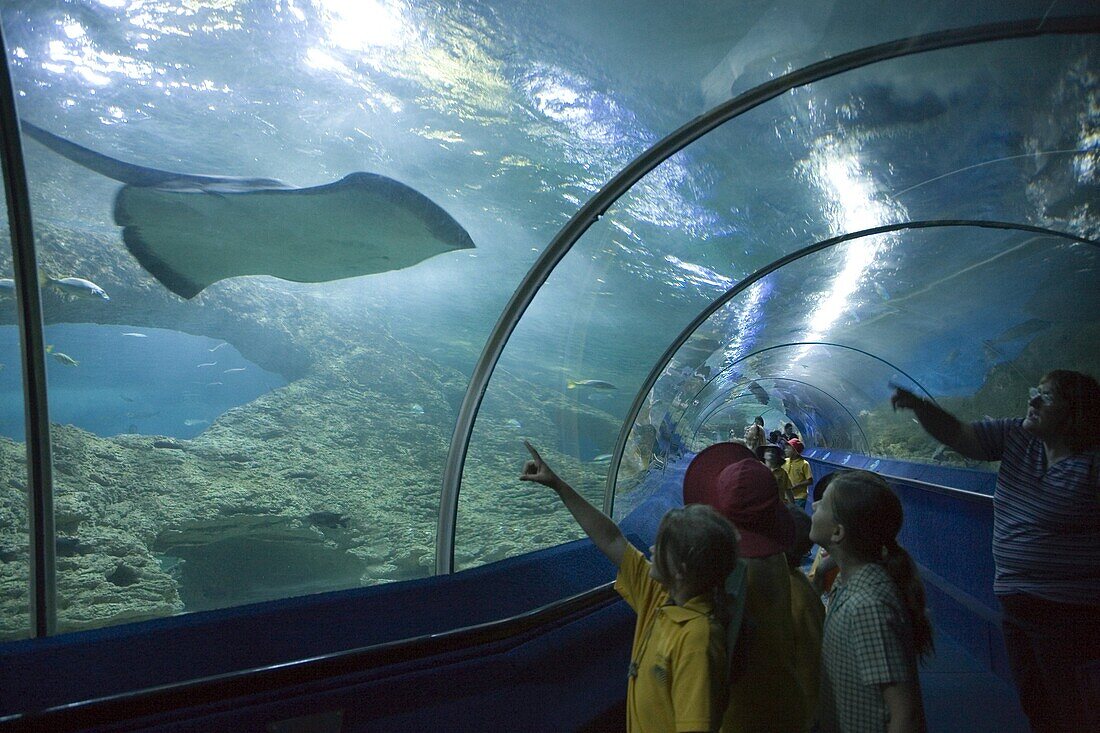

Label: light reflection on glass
[799,140,907,344]
[316,0,411,52]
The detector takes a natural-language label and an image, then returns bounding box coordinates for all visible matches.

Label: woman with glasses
[891,371,1100,733]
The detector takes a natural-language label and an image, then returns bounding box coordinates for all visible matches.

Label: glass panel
[0,148,32,641]
[458,34,1098,537]
[2,1,1095,598]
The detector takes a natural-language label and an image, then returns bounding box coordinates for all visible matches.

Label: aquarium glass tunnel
[0,1,1096,729]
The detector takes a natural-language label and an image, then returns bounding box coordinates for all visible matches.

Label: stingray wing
[115,172,475,299]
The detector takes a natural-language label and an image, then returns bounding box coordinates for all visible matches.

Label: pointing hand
[890,386,921,412]
[521,440,560,488]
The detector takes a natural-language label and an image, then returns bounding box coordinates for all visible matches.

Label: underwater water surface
[0,324,285,441]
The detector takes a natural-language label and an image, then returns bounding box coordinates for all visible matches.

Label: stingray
[21,120,475,299]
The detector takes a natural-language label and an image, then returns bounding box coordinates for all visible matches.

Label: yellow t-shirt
[784,456,813,500]
[616,545,727,733]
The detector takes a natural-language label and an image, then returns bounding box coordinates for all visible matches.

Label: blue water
[0,324,286,441]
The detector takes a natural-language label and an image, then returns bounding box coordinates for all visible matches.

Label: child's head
[810,469,935,658]
[785,438,804,458]
[784,505,813,568]
[763,446,782,469]
[683,441,795,560]
[810,470,901,560]
[652,504,739,598]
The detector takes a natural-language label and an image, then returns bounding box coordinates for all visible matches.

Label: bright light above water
[801,141,905,341]
[317,0,410,51]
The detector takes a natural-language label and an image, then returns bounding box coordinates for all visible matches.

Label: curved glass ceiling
[0,2,1096,633]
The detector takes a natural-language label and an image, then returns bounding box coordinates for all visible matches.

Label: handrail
[805,453,994,504]
[0,581,620,731]
[0,17,56,636]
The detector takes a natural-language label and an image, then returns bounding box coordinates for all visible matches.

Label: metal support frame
[0,24,55,636]
[604,220,1097,516]
[436,16,1100,571]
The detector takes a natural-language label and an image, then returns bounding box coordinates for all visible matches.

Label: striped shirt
[972,418,1100,603]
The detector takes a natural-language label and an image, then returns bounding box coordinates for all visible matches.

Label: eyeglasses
[1028,387,1054,406]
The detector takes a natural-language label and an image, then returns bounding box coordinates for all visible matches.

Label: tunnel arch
[690,376,871,456]
[438,15,1100,571]
[603,221,1097,513]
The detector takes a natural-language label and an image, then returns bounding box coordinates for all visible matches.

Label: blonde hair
[655,504,739,620]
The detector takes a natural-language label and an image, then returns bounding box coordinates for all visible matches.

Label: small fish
[223,367,246,373]
[44,345,79,367]
[588,453,613,463]
[206,381,223,386]
[567,379,617,390]
[121,332,147,338]
[209,343,228,352]
[183,418,209,427]
[197,362,217,368]
[504,418,522,429]
[39,273,110,301]
[408,404,425,415]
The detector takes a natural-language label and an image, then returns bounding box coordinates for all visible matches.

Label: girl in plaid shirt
[810,471,933,733]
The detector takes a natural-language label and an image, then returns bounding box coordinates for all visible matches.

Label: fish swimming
[21,120,476,299]
[45,345,79,367]
[209,343,228,352]
[567,379,617,390]
[183,418,209,427]
[39,273,109,301]
[197,362,217,368]
[122,332,147,338]
[223,367,246,373]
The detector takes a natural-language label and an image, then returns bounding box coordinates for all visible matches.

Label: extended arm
[883,681,926,733]
[521,441,628,567]
[890,387,985,460]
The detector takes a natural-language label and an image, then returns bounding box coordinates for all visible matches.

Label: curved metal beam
[437,15,1100,571]
[689,376,871,457]
[673,339,937,436]
[603,219,1096,515]
[0,26,55,635]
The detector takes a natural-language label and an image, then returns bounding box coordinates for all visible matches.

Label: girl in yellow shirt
[522,441,739,733]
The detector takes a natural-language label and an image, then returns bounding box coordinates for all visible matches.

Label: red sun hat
[787,438,804,454]
[683,442,795,558]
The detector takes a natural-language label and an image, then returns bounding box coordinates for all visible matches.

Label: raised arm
[520,441,628,567]
[890,386,985,460]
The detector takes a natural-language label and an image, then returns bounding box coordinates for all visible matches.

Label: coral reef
[0,223,617,639]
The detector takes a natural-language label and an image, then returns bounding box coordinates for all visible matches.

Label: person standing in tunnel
[744,416,766,454]
[784,438,814,509]
[891,370,1100,733]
